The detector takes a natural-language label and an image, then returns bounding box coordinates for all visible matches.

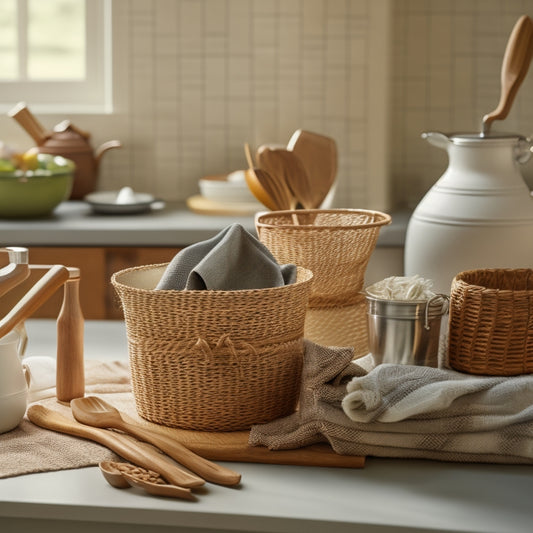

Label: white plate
[198,173,258,204]
[84,191,163,215]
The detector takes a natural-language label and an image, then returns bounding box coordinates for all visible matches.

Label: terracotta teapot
[8,102,121,199]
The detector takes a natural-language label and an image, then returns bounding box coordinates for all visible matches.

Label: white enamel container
[405,132,533,294]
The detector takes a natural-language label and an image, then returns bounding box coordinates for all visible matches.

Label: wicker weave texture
[304,295,369,356]
[255,209,391,308]
[448,269,533,376]
[256,209,390,351]
[112,264,313,431]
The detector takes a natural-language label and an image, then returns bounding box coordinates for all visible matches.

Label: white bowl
[199,172,259,204]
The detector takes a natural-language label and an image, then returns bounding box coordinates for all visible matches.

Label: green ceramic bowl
[0,154,75,218]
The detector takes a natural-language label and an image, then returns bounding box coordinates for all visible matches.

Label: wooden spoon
[256,147,314,209]
[27,404,205,489]
[122,471,196,500]
[482,15,533,135]
[243,143,278,210]
[99,461,195,500]
[287,130,337,208]
[71,396,241,486]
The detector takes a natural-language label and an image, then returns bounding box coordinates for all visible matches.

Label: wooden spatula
[287,130,337,208]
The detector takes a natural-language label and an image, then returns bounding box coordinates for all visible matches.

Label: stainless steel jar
[365,293,449,367]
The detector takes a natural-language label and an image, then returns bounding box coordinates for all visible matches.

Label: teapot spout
[95,140,122,168]
[421,131,450,150]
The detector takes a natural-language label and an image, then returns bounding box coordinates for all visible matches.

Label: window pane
[0,0,17,80]
[27,0,85,80]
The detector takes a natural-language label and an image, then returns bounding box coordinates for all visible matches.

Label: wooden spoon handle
[26,405,205,488]
[0,265,70,339]
[483,15,533,132]
[117,421,241,486]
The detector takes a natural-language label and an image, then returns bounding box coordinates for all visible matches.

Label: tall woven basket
[112,264,313,431]
[256,209,391,355]
[448,268,533,376]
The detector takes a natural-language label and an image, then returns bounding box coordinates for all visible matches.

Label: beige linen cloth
[0,358,131,479]
[249,341,533,464]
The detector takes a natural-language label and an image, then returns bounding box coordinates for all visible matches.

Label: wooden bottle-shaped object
[56,275,85,402]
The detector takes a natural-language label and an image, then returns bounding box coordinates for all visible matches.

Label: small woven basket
[448,268,533,376]
[112,264,313,431]
[256,209,391,354]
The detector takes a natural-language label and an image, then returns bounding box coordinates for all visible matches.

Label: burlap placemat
[0,359,133,479]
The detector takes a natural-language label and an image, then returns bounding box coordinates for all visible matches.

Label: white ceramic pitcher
[0,325,28,434]
[404,132,533,294]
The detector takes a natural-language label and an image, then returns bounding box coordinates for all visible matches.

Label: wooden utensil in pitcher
[482,15,533,135]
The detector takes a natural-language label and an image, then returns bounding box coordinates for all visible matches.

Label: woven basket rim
[453,268,533,293]
[255,208,392,230]
[111,263,313,294]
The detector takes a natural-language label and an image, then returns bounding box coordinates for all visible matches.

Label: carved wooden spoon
[99,461,195,500]
[482,15,533,135]
[71,396,241,486]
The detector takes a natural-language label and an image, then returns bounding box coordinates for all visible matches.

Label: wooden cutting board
[139,422,365,469]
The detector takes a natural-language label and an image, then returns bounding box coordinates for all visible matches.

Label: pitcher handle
[514,136,533,164]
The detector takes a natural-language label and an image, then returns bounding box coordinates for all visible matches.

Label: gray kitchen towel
[342,364,533,426]
[249,342,533,464]
[156,223,297,290]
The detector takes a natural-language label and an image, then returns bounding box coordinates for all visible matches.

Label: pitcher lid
[449,132,527,144]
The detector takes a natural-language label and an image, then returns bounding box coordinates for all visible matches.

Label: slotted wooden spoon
[99,461,196,501]
[482,15,533,135]
[71,396,241,486]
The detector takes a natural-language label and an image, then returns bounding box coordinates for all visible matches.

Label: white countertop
[0,319,531,533]
[0,201,408,247]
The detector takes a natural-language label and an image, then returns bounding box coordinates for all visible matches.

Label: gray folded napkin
[249,342,533,464]
[156,223,297,290]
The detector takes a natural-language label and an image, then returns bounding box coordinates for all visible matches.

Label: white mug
[0,325,29,434]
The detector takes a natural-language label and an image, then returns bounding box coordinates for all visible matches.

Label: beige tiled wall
[97,0,390,210]
[1,0,532,212]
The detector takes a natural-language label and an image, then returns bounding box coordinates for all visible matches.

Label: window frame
[0,0,112,114]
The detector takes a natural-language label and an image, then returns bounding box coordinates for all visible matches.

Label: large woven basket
[448,268,533,376]
[112,264,313,431]
[256,209,391,354]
